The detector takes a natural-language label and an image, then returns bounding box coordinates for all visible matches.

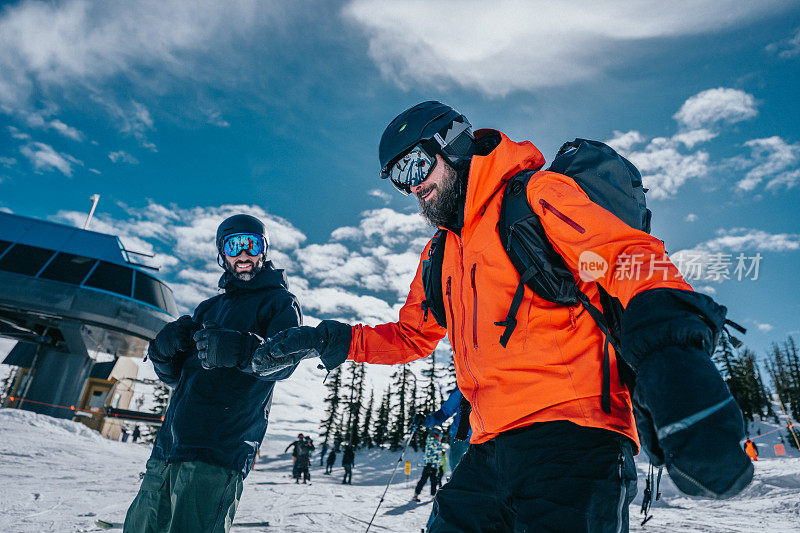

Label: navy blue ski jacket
[150,264,302,476]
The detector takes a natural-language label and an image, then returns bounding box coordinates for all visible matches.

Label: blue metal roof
[0,211,129,266]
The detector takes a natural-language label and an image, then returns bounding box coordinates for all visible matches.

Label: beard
[227,257,263,281]
[417,163,461,229]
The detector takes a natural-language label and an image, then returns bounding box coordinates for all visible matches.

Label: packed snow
[1,402,799,532]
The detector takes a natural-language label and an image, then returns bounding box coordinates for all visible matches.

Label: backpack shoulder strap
[421,229,448,329]
[495,169,578,346]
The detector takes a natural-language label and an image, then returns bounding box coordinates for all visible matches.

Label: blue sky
[1,0,799,362]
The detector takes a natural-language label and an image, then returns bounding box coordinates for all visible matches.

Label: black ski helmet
[215,214,269,256]
[379,101,475,183]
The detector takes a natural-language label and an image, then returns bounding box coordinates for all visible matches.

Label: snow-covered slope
[2,408,800,532]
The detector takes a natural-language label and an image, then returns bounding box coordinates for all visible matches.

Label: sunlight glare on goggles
[385,145,436,195]
[222,233,264,257]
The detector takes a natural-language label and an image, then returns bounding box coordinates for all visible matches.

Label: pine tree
[388,364,414,450]
[359,388,375,448]
[408,379,422,451]
[373,389,391,447]
[319,365,343,448]
[345,364,366,447]
[341,361,358,445]
[421,352,443,415]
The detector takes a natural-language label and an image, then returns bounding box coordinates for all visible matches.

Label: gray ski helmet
[215,214,269,255]
[379,101,475,181]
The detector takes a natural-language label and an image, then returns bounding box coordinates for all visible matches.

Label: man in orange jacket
[195,102,752,531]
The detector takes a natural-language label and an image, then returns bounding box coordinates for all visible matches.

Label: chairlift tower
[0,210,177,433]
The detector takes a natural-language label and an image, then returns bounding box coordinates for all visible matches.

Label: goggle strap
[434,119,472,148]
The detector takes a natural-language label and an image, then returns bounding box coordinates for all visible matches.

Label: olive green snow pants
[123,458,244,533]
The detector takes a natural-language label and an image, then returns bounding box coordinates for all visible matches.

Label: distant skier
[285,433,305,455]
[131,425,141,443]
[285,433,305,474]
[325,449,337,474]
[413,429,443,502]
[295,436,315,484]
[342,444,355,484]
[120,426,129,442]
[422,386,472,475]
[124,214,303,533]
[744,438,759,461]
[319,441,328,466]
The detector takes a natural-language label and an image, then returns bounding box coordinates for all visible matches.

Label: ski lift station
[0,210,177,438]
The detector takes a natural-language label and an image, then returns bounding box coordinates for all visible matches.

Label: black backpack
[420,139,650,413]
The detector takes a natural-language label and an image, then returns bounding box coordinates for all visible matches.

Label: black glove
[193,322,263,370]
[412,413,426,427]
[622,288,752,499]
[250,320,351,377]
[149,315,198,363]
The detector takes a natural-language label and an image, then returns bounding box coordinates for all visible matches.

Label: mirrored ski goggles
[222,233,265,257]
[380,145,437,195]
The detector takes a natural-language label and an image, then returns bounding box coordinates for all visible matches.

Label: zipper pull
[569,305,577,329]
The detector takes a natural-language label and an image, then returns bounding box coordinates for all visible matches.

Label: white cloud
[331,208,431,248]
[626,141,710,199]
[757,323,774,333]
[0,156,16,167]
[672,128,718,150]
[672,228,799,285]
[766,26,800,58]
[19,141,82,176]
[21,111,84,141]
[97,99,157,150]
[8,126,30,140]
[700,228,800,253]
[734,137,800,192]
[108,150,139,164]
[203,109,230,128]
[0,1,296,146]
[685,213,698,222]
[694,285,717,296]
[367,188,391,204]
[0,1,281,105]
[605,130,645,154]
[343,1,795,95]
[608,88,779,198]
[673,88,757,130]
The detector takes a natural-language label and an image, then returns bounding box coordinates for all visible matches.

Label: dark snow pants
[428,421,637,533]
[415,463,441,496]
[123,458,243,533]
[342,463,353,483]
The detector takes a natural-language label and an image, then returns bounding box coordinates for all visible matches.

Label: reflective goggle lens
[222,233,264,257]
[381,145,436,195]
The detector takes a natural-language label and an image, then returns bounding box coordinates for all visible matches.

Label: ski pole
[365,424,419,533]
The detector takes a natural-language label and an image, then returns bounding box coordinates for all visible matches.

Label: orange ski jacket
[349,130,692,447]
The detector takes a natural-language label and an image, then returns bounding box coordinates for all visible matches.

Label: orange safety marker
[405,461,411,476]
[774,444,786,456]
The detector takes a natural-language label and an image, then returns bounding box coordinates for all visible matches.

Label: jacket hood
[218,261,288,292]
[464,129,545,223]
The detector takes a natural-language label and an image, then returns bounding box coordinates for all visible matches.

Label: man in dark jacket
[124,214,303,533]
[294,436,315,484]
